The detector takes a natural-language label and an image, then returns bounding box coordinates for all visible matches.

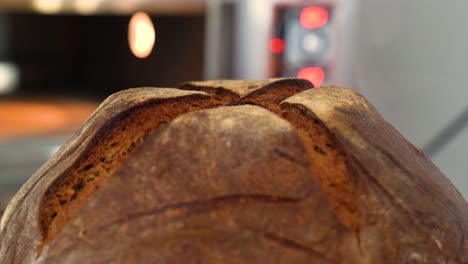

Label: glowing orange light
[0,101,97,139]
[32,0,63,14]
[269,38,285,54]
[297,67,325,87]
[74,0,102,15]
[300,6,329,29]
[128,12,156,59]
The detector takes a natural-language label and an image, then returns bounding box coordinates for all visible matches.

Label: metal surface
[233,0,274,79]
[203,0,235,80]
[346,0,468,198]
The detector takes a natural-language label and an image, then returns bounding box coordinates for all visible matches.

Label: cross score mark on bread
[0,78,467,263]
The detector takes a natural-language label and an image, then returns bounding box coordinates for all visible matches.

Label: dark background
[0,12,205,99]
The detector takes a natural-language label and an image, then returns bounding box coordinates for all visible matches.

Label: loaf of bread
[0,78,467,263]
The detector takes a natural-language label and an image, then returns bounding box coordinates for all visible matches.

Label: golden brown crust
[282,86,468,262]
[1,81,467,263]
[37,105,346,263]
[280,106,362,231]
[0,88,211,262]
[1,88,210,228]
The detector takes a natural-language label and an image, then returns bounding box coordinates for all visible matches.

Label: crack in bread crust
[38,81,316,251]
[279,105,362,231]
[39,96,227,250]
[38,80,365,260]
[3,81,460,263]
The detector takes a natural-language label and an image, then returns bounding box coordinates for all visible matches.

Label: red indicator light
[269,38,285,54]
[297,67,325,87]
[300,6,329,29]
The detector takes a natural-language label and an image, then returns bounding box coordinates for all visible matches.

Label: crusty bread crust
[1,79,467,263]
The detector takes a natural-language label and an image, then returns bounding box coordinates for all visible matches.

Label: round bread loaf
[0,79,467,263]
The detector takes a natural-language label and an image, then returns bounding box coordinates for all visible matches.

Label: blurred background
[0,0,467,210]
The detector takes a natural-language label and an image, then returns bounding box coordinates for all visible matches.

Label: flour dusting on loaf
[0,79,466,264]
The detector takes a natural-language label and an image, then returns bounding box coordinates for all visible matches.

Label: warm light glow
[113,1,136,13]
[297,67,325,87]
[128,12,156,59]
[74,0,101,15]
[32,0,63,14]
[0,101,97,139]
[0,63,19,94]
[269,38,285,54]
[300,6,329,29]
